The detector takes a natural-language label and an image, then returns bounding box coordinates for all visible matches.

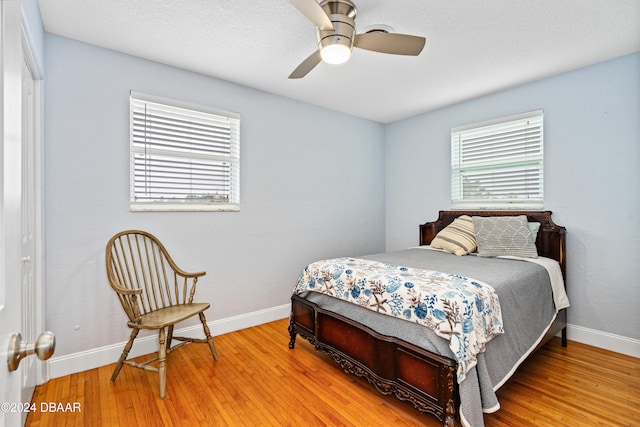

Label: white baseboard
[46,307,638,381]
[47,304,290,380]
[567,323,640,358]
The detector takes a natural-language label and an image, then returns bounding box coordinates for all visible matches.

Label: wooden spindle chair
[105,230,218,399]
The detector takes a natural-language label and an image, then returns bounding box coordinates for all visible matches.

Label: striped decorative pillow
[430,215,477,256]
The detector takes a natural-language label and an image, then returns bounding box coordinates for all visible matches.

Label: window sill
[130,202,240,212]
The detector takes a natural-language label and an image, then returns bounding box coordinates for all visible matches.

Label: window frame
[450,109,544,210]
[129,91,240,212]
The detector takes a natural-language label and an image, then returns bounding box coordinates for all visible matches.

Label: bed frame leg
[288,323,297,349]
[444,399,457,427]
[561,327,567,347]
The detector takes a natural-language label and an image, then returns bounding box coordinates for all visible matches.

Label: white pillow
[472,215,538,258]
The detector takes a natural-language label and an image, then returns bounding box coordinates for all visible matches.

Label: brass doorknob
[7,331,55,372]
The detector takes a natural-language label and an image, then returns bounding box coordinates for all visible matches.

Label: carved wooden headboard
[419,210,566,278]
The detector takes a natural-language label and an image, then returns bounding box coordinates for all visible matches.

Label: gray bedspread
[300,248,559,427]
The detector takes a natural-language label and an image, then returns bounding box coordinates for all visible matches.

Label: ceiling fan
[288,0,426,79]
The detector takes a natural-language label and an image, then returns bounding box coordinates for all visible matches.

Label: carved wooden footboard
[288,210,567,427]
[288,294,460,426]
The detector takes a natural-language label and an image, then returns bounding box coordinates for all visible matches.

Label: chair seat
[133,303,211,329]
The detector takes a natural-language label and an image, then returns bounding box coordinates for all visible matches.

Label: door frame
[20,25,46,386]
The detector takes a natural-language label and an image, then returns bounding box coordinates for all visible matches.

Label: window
[451,110,543,209]
[130,92,240,211]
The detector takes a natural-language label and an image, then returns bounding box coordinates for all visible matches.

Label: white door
[1,0,28,426]
[2,1,47,426]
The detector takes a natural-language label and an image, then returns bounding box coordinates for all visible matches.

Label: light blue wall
[44,34,386,356]
[385,53,640,340]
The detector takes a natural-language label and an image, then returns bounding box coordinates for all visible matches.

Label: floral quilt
[294,257,504,382]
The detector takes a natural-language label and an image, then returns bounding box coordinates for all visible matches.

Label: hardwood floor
[27,319,639,426]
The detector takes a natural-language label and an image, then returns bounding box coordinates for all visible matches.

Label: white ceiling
[38,0,640,123]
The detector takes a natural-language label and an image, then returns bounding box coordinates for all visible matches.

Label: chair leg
[158,328,167,399]
[111,328,139,383]
[199,312,218,361]
[166,325,174,351]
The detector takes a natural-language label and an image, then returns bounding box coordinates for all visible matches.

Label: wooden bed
[288,210,567,427]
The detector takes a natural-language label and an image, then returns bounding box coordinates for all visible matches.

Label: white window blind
[130,92,240,211]
[451,110,543,209]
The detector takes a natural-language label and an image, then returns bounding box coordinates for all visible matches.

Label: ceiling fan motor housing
[317,0,357,57]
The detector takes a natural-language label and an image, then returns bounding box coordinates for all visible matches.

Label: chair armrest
[108,283,143,322]
[110,284,143,296]
[174,268,207,280]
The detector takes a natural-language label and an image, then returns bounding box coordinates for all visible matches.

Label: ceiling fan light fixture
[288,0,425,79]
[320,39,351,64]
[317,13,355,65]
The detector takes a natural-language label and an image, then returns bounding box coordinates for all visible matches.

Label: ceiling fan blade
[354,32,426,56]
[289,50,323,79]
[289,0,334,31]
